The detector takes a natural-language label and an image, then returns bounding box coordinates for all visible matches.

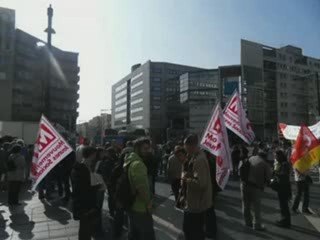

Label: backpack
[114,161,136,210]
[239,159,250,182]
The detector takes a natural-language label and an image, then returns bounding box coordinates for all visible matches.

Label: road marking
[305,214,320,232]
[153,214,181,235]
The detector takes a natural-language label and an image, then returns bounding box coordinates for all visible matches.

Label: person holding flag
[290,125,320,214]
[183,134,212,240]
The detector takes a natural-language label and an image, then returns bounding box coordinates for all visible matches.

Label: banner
[291,125,320,173]
[279,121,320,140]
[200,103,232,189]
[31,115,73,190]
[223,91,255,144]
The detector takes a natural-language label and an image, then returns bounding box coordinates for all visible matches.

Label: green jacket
[124,152,151,213]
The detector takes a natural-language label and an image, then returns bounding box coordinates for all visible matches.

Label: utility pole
[44,4,56,119]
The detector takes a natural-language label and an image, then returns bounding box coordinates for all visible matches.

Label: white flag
[279,122,320,140]
[200,103,232,189]
[31,115,73,190]
[223,91,255,144]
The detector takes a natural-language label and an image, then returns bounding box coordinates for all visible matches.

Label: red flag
[31,115,73,190]
[200,103,232,189]
[291,125,320,173]
[223,91,255,144]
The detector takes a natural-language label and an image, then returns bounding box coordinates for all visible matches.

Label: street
[0,175,319,240]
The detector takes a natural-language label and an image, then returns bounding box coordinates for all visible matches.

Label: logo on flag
[31,115,73,190]
[200,104,232,189]
[291,125,320,173]
[223,91,255,144]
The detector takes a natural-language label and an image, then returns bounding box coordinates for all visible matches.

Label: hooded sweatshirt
[124,152,151,213]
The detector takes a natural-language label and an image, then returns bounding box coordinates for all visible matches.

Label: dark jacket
[274,161,291,197]
[71,162,98,220]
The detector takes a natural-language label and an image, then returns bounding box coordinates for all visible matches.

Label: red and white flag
[279,122,320,140]
[223,91,255,144]
[31,115,73,190]
[200,104,232,189]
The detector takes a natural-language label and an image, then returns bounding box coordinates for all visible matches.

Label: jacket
[167,154,182,182]
[124,152,151,213]
[184,150,212,213]
[274,161,291,197]
[247,155,272,189]
[7,153,26,182]
[71,161,99,219]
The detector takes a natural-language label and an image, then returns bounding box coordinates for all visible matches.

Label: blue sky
[1,0,320,122]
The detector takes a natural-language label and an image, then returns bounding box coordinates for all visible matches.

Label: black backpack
[114,161,136,210]
[239,159,250,182]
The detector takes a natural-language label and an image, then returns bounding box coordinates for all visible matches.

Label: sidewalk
[0,179,319,240]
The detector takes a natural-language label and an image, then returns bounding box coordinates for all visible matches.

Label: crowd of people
[0,135,318,240]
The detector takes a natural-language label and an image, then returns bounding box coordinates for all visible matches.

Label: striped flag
[291,125,320,173]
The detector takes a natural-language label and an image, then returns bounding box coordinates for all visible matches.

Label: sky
[1,0,320,122]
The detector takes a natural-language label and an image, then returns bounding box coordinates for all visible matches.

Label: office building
[0,7,80,131]
[0,7,15,121]
[166,65,242,138]
[111,61,203,142]
[241,39,320,139]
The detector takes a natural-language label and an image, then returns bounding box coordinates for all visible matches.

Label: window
[131,116,143,122]
[131,80,143,90]
[115,105,127,113]
[152,77,161,82]
[115,97,127,106]
[131,107,143,114]
[132,72,143,82]
[131,98,143,106]
[115,89,127,99]
[152,87,161,91]
[131,89,143,97]
[153,68,162,73]
[115,82,127,92]
[152,105,160,110]
[115,112,126,119]
[153,96,161,101]
[152,82,161,87]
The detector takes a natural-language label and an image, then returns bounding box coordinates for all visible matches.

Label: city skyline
[1,0,319,122]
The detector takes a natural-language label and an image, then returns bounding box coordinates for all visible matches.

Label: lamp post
[44,4,56,119]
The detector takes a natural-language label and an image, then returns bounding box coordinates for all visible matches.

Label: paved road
[0,176,319,240]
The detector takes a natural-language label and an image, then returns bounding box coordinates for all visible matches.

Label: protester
[93,148,107,235]
[109,145,132,239]
[98,147,118,217]
[240,149,271,231]
[7,144,26,206]
[231,145,241,178]
[204,150,219,239]
[71,146,102,240]
[168,146,185,202]
[161,148,170,177]
[60,151,76,202]
[76,138,90,162]
[0,142,9,192]
[273,150,291,228]
[182,135,212,240]
[125,138,155,240]
[292,168,312,214]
